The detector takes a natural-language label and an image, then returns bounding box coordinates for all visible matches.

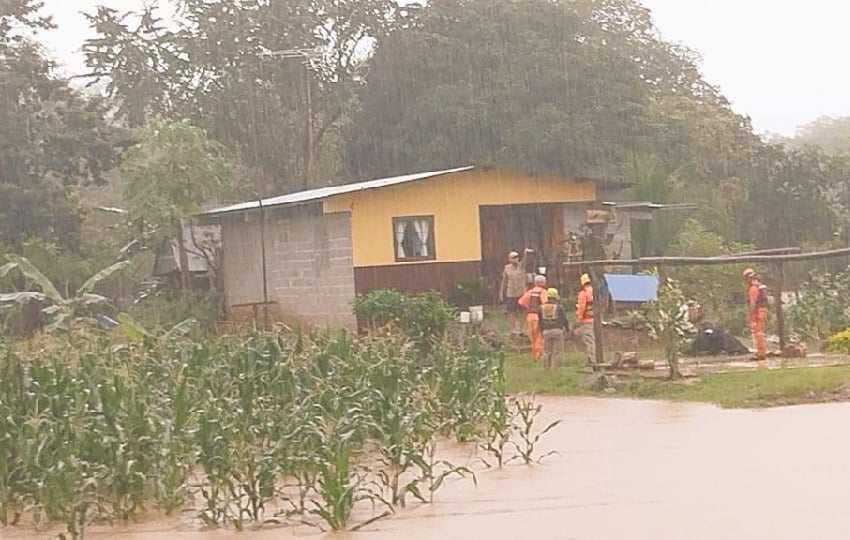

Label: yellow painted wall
[322,169,595,267]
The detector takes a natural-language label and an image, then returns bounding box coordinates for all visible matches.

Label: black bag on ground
[687,323,749,356]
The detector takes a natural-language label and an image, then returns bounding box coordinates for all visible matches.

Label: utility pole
[259,48,321,186]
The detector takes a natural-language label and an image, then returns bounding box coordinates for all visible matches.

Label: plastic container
[469,305,484,322]
[459,311,471,323]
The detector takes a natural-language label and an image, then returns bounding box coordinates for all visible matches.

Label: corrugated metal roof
[604,273,659,303]
[204,166,475,216]
[601,201,699,210]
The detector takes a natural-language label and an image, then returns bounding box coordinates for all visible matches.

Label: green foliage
[84,0,407,192]
[450,277,491,309]
[352,289,456,344]
[121,122,232,233]
[668,218,754,333]
[0,2,124,251]
[126,291,221,334]
[825,327,850,354]
[0,325,520,535]
[346,0,736,183]
[786,115,850,154]
[787,270,850,340]
[629,154,685,257]
[506,396,561,465]
[0,254,129,333]
[642,278,690,378]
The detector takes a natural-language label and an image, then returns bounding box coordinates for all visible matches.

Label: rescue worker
[499,248,533,336]
[742,268,768,360]
[575,273,596,369]
[518,274,548,359]
[538,287,568,369]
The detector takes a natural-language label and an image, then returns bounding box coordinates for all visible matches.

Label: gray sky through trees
[39,0,850,137]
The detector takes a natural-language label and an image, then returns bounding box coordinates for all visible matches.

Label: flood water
[9,397,850,539]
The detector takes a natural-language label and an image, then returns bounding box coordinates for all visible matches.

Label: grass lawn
[482,304,850,408]
[504,351,850,409]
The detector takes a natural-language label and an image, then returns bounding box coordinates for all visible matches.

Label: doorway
[479,203,565,299]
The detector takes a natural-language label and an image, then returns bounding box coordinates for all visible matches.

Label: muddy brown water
[8,396,850,539]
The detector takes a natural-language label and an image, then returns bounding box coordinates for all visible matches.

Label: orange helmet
[742,268,755,278]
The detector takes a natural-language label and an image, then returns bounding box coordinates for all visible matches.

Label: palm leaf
[163,318,198,339]
[78,293,110,305]
[4,255,63,302]
[77,260,131,296]
[0,292,47,304]
[0,261,17,278]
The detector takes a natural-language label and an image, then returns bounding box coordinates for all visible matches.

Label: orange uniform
[575,284,596,365]
[518,285,548,358]
[746,281,768,358]
[576,285,594,323]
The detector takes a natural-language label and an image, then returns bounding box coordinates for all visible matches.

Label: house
[152,221,220,289]
[202,166,632,329]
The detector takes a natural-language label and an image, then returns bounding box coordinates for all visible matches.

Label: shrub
[668,218,755,334]
[825,327,850,354]
[450,277,491,309]
[352,289,455,343]
[641,278,690,378]
[786,270,850,340]
[127,290,221,334]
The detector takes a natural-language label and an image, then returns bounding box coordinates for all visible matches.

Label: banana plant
[0,254,130,332]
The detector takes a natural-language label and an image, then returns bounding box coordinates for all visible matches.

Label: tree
[0,254,129,333]
[628,154,684,258]
[120,122,232,289]
[787,115,850,154]
[0,1,124,251]
[667,218,754,333]
[343,0,734,182]
[744,145,839,249]
[83,0,409,193]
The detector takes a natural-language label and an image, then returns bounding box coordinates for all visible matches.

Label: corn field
[0,327,531,537]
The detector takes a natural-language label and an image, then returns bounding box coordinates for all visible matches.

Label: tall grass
[0,327,511,536]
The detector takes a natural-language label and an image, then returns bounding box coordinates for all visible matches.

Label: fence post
[591,265,605,367]
[776,261,786,353]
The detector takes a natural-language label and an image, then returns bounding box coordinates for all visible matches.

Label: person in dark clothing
[537,287,569,369]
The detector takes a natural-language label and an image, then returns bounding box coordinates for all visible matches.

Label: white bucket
[459,311,471,323]
[538,266,547,275]
[469,305,484,322]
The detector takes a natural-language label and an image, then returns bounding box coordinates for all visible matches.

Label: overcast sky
[37,0,850,137]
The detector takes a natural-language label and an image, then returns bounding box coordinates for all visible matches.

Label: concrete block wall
[220,206,357,329]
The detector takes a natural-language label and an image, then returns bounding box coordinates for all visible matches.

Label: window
[393,215,435,262]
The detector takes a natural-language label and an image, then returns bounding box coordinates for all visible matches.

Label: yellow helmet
[580,273,591,285]
[547,287,559,298]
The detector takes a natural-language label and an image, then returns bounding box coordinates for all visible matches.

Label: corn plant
[508,396,561,465]
[1,323,509,537]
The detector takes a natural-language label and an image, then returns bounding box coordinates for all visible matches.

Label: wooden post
[591,265,605,367]
[776,261,786,352]
[259,199,269,331]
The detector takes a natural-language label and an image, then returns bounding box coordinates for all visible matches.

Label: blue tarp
[603,273,659,303]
